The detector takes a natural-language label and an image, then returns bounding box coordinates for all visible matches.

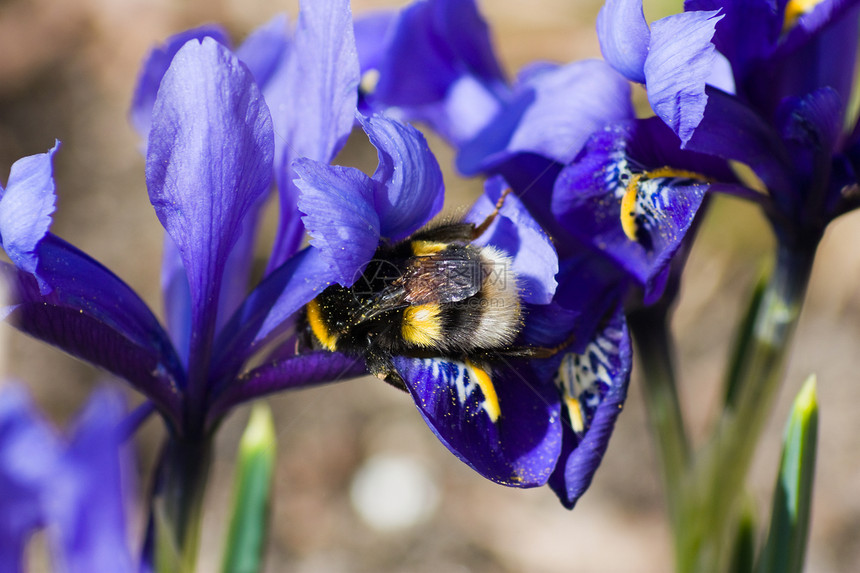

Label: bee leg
[472,187,513,239]
[367,352,408,392]
[295,310,315,353]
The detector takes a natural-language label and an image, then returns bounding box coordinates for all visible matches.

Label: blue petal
[1,235,184,427]
[267,0,360,271]
[466,176,558,304]
[553,120,713,295]
[644,10,723,145]
[393,357,562,487]
[548,306,632,508]
[597,0,651,83]
[211,247,335,383]
[160,234,190,367]
[49,388,133,573]
[146,38,273,383]
[0,142,60,294]
[235,14,291,92]
[208,351,367,425]
[129,25,231,142]
[0,386,60,570]
[294,158,381,286]
[355,11,397,74]
[686,87,796,202]
[364,114,445,240]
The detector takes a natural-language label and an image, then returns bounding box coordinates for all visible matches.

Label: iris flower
[598,0,860,248]
[0,385,132,573]
[354,0,738,507]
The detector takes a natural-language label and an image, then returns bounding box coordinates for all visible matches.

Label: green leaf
[727,499,756,573]
[221,402,278,573]
[757,375,818,573]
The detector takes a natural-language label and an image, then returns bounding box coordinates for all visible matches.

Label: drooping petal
[393,357,563,487]
[267,0,360,271]
[365,114,444,240]
[0,142,60,294]
[1,235,184,427]
[644,9,723,145]
[548,305,632,509]
[129,25,231,142]
[0,386,60,570]
[466,177,558,304]
[208,351,367,425]
[459,60,633,174]
[146,38,273,387]
[294,159,381,287]
[48,388,133,573]
[553,119,714,297]
[597,0,651,83]
[211,247,334,383]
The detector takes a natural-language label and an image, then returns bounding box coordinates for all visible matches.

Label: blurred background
[1,0,860,571]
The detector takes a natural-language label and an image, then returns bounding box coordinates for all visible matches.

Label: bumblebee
[297,190,545,387]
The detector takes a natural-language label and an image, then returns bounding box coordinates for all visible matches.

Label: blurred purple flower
[0,385,132,573]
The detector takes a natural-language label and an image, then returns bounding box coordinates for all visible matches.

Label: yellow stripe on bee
[401,304,444,347]
[411,240,448,256]
[784,0,826,29]
[465,360,501,423]
[306,299,338,351]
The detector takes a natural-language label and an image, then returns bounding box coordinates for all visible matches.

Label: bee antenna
[472,188,513,239]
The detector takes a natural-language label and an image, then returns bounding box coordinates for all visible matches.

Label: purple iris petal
[267,0,359,271]
[644,9,723,146]
[393,356,562,487]
[459,60,633,174]
[548,305,631,509]
[0,386,60,570]
[466,177,558,304]
[597,0,651,83]
[757,1,860,122]
[364,114,445,240]
[208,351,367,424]
[553,119,711,297]
[0,386,133,572]
[294,159,382,287]
[686,86,796,202]
[235,14,291,91]
[129,25,230,141]
[685,0,781,83]
[48,388,133,573]
[146,38,273,391]
[160,234,191,366]
[0,142,60,294]
[211,247,333,383]
[355,11,397,74]
[1,235,184,427]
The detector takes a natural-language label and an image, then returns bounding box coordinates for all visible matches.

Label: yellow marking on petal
[411,240,448,256]
[402,304,443,347]
[306,299,338,351]
[360,69,380,94]
[620,167,710,241]
[620,173,643,241]
[465,360,500,423]
[565,395,585,434]
[784,0,826,29]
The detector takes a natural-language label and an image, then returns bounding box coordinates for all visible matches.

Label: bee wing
[400,254,482,305]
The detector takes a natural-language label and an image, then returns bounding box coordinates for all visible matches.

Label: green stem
[677,242,816,573]
[156,436,214,573]
[628,305,690,534]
